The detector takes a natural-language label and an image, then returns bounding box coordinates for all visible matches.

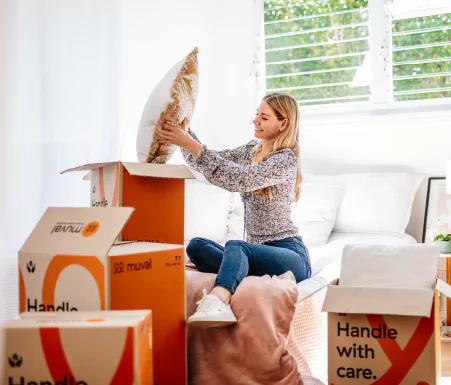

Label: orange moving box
[62,162,195,244]
[322,244,451,385]
[3,310,152,385]
[19,207,186,385]
[109,242,186,385]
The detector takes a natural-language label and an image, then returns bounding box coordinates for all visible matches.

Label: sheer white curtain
[0,0,121,321]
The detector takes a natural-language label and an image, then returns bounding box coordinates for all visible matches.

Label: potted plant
[433,233,451,253]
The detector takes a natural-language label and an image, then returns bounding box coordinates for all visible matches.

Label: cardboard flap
[339,244,439,290]
[18,310,151,327]
[437,278,451,299]
[109,242,184,256]
[61,162,119,174]
[20,207,134,257]
[322,286,434,316]
[121,162,195,179]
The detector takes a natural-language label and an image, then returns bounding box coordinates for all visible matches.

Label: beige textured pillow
[136,47,199,164]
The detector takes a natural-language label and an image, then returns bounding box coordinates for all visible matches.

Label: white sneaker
[188,289,237,328]
[278,270,296,283]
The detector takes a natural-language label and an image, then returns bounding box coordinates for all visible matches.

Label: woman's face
[253,100,286,142]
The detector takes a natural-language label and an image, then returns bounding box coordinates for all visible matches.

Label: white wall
[118,0,264,164]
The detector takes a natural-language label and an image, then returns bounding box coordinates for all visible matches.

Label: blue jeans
[186,236,311,294]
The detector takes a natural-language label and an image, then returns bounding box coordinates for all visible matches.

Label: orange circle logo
[82,221,100,237]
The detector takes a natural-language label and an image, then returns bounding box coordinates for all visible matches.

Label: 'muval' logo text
[50,222,99,238]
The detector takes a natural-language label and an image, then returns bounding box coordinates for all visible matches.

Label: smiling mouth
[254,128,263,132]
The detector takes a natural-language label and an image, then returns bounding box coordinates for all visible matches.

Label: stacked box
[3,310,152,385]
[20,163,192,385]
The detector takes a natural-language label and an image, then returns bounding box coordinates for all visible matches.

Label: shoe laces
[195,289,224,313]
[196,289,208,307]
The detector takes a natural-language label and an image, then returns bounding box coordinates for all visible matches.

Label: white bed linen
[297,231,417,303]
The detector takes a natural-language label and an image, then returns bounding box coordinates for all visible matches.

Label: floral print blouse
[181,130,300,244]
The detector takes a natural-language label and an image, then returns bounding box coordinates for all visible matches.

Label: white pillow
[136,47,199,163]
[291,182,344,247]
[305,173,424,236]
[184,180,232,244]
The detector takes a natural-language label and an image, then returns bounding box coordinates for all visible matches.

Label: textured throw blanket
[186,268,303,385]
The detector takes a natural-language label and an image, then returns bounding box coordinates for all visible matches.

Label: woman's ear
[280,119,289,131]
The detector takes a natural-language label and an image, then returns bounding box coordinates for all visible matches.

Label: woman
[157,92,311,328]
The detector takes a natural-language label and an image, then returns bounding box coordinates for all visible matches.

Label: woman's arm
[157,120,297,191]
[181,129,255,165]
[159,120,257,169]
[192,146,297,192]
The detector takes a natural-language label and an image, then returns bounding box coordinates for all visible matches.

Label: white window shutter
[369,0,394,103]
[391,0,451,19]
[251,0,267,106]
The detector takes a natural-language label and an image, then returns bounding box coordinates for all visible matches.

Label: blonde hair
[252,92,303,202]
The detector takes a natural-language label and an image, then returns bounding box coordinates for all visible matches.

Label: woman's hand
[157,118,190,148]
[157,118,201,157]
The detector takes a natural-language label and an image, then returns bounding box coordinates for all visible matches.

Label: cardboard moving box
[62,162,195,244]
[108,241,186,385]
[322,244,451,385]
[3,310,152,385]
[19,207,186,385]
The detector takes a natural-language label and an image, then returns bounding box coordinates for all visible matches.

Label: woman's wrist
[184,139,202,158]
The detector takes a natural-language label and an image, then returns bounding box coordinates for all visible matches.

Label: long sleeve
[192,145,297,192]
[181,129,257,170]
[180,130,203,170]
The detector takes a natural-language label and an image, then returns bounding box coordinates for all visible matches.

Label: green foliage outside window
[264,0,451,105]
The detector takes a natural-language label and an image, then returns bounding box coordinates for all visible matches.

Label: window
[263,0,451,106]
[392,10,451,101]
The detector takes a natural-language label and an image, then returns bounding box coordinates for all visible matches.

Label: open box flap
[121,162,195,179]
[61,162,119,174]
[322,285,434,316]
[339,244,440,290]
[436,278,451,299]
[62,162,196,180]
[20,207,134,257]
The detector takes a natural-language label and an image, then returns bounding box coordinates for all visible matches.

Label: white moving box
[322,244,451,385]
[2,310,152,385]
